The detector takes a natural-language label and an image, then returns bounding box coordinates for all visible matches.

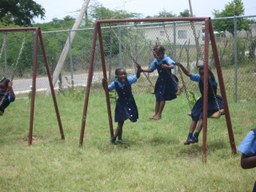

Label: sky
[33,0,256,23]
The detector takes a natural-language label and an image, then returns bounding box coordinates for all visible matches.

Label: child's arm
[141,67,153,73]
[161,63,175,70]
[7,80,15,101]
[176,62,191,77]
[240,154,256,169]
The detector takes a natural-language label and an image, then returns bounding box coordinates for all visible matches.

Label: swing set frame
[0,27,65,145]
[79,17,236,162]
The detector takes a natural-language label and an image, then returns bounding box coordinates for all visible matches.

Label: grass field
[0,87,255,192]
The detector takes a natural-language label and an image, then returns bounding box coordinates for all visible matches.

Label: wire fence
[0,16,255,128]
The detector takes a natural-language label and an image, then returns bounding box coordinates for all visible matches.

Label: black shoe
[110,137,116,144]
[190,136,198,144]
[117,139,126,144]
[184,138,193,145]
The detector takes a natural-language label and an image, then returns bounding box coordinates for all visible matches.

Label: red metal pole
[209,20,236,154]
[38,28,65,140]
[202,18,210,162]
[96,17,208,25]
[79,23,99,146]
[0,27,38,32]
[28,28,39,145]
[97,23,114,138]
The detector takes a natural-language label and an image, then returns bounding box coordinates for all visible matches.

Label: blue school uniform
[149,54,178,101]
[238,129,256,156]
[190,74,224,121]
[108,75,138,122]
[0,89,15,114]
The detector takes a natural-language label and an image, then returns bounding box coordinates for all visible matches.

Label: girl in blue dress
[102,66,141,144]
[0,77,15,115]
[238,128,256,191]
[176,63,224,145]
[141,45,178,120]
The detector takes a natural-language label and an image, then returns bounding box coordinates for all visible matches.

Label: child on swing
[238,128,256,192]
[0,77,15,115]
[140,44,178,120]
[176,63,223,145]
[102,66,141,144]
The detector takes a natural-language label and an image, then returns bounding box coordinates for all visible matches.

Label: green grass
[0,88,255,192]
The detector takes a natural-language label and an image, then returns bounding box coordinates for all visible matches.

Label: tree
[0,0,45,26]
[89,4,139,22]
[179,9,190,17]
[88,4,140,56]
[154,10,176,18]
[212,0,250,36]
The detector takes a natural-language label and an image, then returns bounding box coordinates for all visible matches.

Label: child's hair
[197,65,215,79]
[115,68,126,78]
[153,44,165,53]
[197,65,204,71]
[0,76,6,83]
[0,77,9,88]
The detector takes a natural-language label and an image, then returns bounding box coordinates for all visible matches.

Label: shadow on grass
[96,136,229,159]
[176,140,228,158]
[146,136,178,146]
[96,138,132,153]
[96,135,178,153]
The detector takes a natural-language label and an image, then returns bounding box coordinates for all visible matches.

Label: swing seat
[187,109,225,119]
[210,109,225,119]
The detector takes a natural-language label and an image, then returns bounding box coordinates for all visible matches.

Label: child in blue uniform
[238,128,256,192]
[0,77,16,115]
[176,63,223,145]
[141,45,178,120]
[102,66,141,144]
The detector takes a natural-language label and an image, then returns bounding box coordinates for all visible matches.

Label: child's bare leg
[191,119,203,142]
[150,100,166,120]
[153,101,165,119]
[111,121,124,143]
[189,120,197,133]
[184,120,197,145]
[117,121,124,140]
[185,119,203,144]
[150,101,159,119]
[194,119,203,134]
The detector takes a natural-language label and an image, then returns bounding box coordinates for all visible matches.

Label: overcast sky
[33,0,255,23]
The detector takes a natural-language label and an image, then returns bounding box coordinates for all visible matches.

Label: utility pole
[188,0,201,66]
[46,0,90,94]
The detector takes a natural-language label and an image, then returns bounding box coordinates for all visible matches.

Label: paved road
[12,69,158,94]
[12,73,101,94]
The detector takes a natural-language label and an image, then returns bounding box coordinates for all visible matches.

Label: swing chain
[110,24,155,89]
[176,41,194,110]
[208,76,222,113]
[161,23,195,110]
[129,53,154,88]
[11,35,26,80]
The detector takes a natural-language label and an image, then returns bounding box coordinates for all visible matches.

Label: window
[178,30,187,39]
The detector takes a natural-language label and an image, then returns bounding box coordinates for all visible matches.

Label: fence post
[233,16,238,102]
[173,22,177,74]
[118,27,123,68]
